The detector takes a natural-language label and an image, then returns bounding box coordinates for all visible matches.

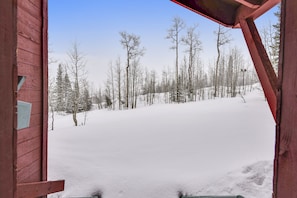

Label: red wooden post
[239,17,277,121]
[274,0,297,197]
[0,0,17,197]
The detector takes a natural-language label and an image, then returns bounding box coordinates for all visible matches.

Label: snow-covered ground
[48,87,275,198]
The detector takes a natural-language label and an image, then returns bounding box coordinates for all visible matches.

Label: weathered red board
[273,0,297,197]
[16,0,45,184]
[0,0,17,197]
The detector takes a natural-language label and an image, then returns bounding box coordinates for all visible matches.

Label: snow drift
[48,88,275,198]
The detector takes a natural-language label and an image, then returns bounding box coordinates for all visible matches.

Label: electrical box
[17,101,32,130]
[17,76,32,130]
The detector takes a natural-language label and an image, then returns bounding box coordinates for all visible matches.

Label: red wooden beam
[17,180,64,198]
[171,0,280,28]
[240,17,277,121]
[235,0,260,9]
[273,0,297,197]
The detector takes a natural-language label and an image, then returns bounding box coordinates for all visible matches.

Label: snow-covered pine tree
[55,64,65,111]
[64,71,73,113]
[271,4,281,73]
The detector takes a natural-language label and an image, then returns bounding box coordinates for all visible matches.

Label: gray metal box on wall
[17,76,32,130]
[17,100,32,130]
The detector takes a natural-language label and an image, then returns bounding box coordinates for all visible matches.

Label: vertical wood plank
[274,0,297,197]
[42,0,49,183]
[0,0,17,197]
[16,0,43,188]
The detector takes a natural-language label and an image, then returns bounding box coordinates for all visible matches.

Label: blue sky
[49,0,278,87]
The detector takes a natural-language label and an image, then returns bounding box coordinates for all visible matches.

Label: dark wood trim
[41,0,48,182]
[235,0,280,27]
[0,0,17,197]
[235,0,260,8]
[17,180,65,198]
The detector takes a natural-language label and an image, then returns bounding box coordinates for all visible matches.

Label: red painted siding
[16,0,44,185]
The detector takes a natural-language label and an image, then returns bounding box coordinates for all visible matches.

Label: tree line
[49,8,280,128]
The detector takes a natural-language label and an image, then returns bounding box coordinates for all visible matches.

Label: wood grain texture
[17,159,41,183]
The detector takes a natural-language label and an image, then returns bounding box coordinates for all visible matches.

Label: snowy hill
[48,88,275,198]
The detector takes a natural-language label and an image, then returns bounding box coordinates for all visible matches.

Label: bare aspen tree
[119,31,145,109]
[229,47,243,97]
[107,62,116,110]
[130,58,142,108]
[166,16,185,103]
[66,42,87,126]
[214,25,231,97]
[48,48,57,130]
[227,54,234,97]
[161,67,171,103]
[181,25,202,101]
[259,4,280,74]
[195,59,207,100]
[261,22,274,64]
[217,55,226,98]
[180,56,188,102]
[115,57,122,110]
[149,70,156,105]
[48,76,55,130]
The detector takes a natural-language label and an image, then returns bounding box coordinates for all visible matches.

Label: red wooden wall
[0,0,64,197]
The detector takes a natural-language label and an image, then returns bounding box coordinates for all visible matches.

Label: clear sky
[48,0,278,87]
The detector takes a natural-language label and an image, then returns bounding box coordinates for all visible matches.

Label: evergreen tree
[64,71,73,113]
[55,64,65,111]
[105,95,112,109]
[80,80,92,112]
[271,4,281,72]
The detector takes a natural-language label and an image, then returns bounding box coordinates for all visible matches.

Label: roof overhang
[171,0,281,28]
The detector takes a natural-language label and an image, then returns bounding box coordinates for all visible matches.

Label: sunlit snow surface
[48,88,274,198]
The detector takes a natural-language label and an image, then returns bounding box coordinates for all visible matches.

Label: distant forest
[48,8,280,127]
